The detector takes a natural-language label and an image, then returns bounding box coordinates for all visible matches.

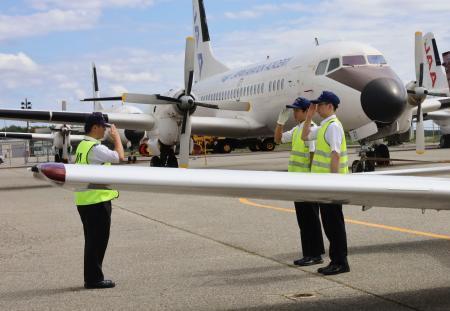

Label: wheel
[216,141,232,154]
[261,138,276,151]
[54,154,61,163]
[150,156,161,167]
[167,154,179,168]
[352,160,375,173]
[374,144,390,166]
[440,135,450,148]
[132,156,137,163]
[248,142,261,152]
[127,156,132,164]
[352,160,363,173]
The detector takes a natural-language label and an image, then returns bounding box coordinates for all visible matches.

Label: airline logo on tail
[424,41,437,88]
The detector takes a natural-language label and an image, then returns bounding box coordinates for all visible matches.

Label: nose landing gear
[351,143,391,173]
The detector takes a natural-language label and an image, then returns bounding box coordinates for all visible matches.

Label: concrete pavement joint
[112,202,422,311]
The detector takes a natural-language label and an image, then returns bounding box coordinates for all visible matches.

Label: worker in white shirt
[74,112,125,289]
[302,91,350,275]
[275,97,325,266]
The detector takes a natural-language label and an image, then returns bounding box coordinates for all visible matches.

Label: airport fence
[0,140,54,168]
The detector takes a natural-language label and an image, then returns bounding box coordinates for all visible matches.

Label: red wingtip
[39,163,66,183]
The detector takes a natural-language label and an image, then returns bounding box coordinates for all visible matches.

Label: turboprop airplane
[0,64,149,163]
[1,0,450,170]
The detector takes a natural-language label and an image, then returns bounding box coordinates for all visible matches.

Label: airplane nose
[361,78,407,124]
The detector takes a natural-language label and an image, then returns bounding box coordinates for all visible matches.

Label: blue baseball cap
[311,91,340,106]
[84,112,110,133]
[286,97,311,110]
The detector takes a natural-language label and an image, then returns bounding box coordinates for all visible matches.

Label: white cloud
[0,9,99,41]
[28,0,156,10]
[0,52,38,72]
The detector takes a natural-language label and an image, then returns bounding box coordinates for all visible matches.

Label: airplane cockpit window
[328,58,340,72]
[342,55,366,66]
[368,55,387,65]
[315,60,328,75]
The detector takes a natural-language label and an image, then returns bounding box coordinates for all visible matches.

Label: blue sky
[1,0,449,127]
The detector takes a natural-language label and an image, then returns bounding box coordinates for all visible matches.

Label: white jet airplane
[2,0,450,170]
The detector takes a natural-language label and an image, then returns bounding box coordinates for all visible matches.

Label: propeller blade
[416,103,425,154]
[185,37,195,95]
[179,113,192,168]
[181,110,189,134]
[415,31,424,87]
[93,63,99,92]
[82,96,122,102]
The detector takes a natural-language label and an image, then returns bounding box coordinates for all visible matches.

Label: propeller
[81,37,250,168]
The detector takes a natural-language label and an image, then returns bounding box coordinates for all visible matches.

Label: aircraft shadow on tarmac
[275,238,450,269]
[0,286,85,302]
[218,286,450,311]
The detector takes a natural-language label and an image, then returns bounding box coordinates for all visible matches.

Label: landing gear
[440,135,450,148]
[214,140,233,154]
[127,155,137,163]
[261,138,276,152]
[352,143,391,173]
[151,142,179,168]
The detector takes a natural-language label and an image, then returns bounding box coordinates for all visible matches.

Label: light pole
[20,98,32,132]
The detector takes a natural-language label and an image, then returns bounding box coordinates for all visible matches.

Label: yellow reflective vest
[74,140,119,206]
[311,118,349,174]
[288,123,315,173]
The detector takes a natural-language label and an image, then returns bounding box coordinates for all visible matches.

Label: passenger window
[277,80,280,91]
[269,81,272,92]
[281,79,285,90]
[315,60,328,75]
[261,83,264,93]
[257,84,260,94]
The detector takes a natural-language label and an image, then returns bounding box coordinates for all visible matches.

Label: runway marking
[239,198,450,241]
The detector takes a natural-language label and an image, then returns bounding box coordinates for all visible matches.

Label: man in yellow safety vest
[275,97,325,267]
[75,112,125,289]
[302,91,350,275]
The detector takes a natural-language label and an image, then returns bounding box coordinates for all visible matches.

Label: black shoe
[318,263,350,275]
[84,280,116,289]
[293,256,323,266]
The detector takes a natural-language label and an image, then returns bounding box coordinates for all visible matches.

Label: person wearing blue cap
[302,91,350,275]
[275,97,325,267]
[75,112,125,289]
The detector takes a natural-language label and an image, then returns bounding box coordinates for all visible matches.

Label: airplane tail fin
[92,63,104,112]
[443,51,450,90]
[422,33,450,96]
[192,0,229,82]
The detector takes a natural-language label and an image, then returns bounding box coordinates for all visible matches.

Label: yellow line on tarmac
[238,198,450,241]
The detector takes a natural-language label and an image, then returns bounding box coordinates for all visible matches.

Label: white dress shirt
[306,115,344,154]
[83,136,120,164]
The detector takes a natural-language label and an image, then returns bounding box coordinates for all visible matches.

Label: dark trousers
[319,203,348,264]
[294,202,325,257]
[77,201,112,284]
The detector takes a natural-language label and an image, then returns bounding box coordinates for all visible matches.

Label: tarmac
[1,146,450,310]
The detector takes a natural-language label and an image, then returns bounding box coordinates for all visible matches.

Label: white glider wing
[32,163,450,210]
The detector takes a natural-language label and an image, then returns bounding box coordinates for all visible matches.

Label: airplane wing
[191,116,269,137]
[412,98,450,115]
[424,110,450,121]
[32,163,450,210]
[0,132,85,142]
[0,109,156,131]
